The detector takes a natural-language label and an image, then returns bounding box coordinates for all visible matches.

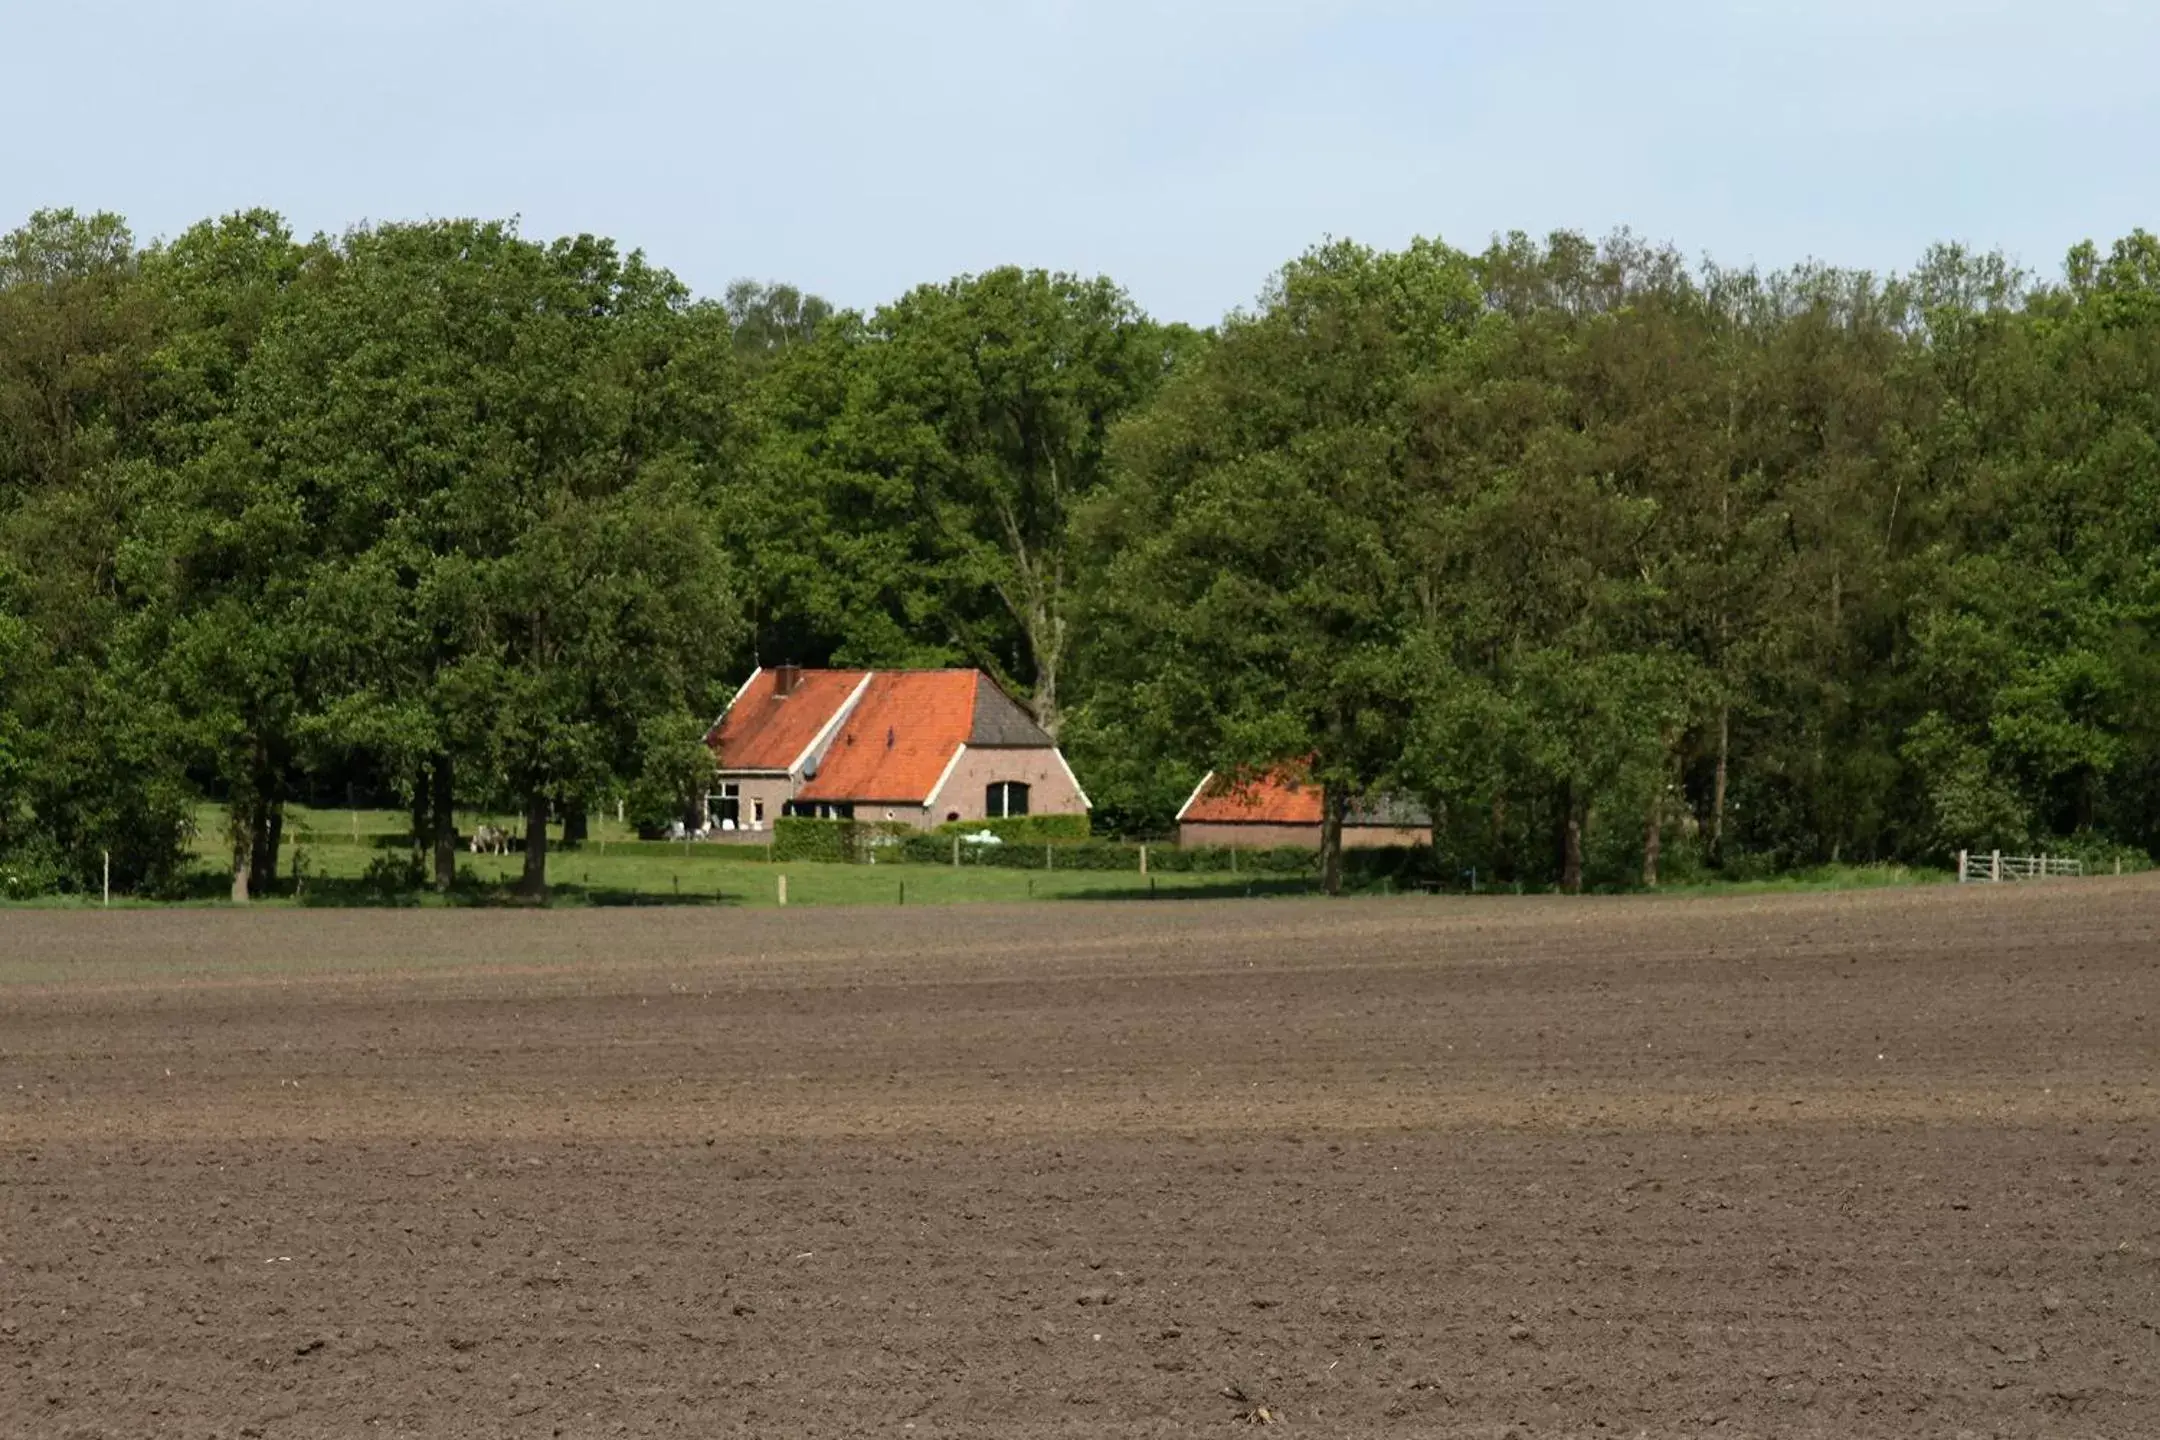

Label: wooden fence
[1957,850,2085,883]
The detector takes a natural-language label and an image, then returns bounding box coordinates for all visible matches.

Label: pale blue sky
[8,1,2157,322]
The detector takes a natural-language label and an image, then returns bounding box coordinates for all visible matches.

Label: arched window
[986,781,1030,818]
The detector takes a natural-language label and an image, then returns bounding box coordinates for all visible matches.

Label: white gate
[1957,850,2083,883]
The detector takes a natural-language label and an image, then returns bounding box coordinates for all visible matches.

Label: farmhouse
[704,665,1089,832]
[1176,765,1432,850]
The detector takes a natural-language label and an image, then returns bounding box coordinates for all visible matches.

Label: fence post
[1991,849,2001,883]
[1046,844,1053,872]
[1231,846,1238,874]
[777,874,788,907]
[1139,843,1148,876]
[1957,850,1967,884]
[102,850,110,907]
[2117,857,2124,876]
[952,835,960,868]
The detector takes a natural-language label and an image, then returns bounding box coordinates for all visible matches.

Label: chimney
[774,664,803,698]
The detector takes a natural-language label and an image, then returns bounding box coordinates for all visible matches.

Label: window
[986,781,1030,818]
[751,799,766,827]
[714,783,740,828]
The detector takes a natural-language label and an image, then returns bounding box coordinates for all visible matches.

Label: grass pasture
[140,804,1316,908]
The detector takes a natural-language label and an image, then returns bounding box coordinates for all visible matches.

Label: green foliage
[771,817,850,864]
[6,204,2160,902]
[890,834,1317,873]
[931,813,1091,842]
[728,267,1191,734]
[358,850,426,900]
[622,712,719,835]
[771,817,914,864]
[1146,845,1319,876]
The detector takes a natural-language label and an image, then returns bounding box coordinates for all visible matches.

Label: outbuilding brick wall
[926,746,1089,826]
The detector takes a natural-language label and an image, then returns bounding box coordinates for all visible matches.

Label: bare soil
[4,882,2158,1437]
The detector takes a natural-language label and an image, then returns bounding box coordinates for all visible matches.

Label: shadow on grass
[287,877,743,908]
[1062,877,1321,902]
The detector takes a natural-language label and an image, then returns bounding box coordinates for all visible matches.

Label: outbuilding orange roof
[1176,766,1324,824]
[797,671,979,803]
[707,667,869,771]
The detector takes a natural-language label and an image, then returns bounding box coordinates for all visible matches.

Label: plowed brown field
[4,882,2158,1438]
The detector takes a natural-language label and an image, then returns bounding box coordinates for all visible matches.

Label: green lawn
[15,805,1957,909]
[153,804,1306,908]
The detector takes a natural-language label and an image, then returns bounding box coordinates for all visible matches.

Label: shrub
[2022,831,2154,875]
[359,851,425,901]
[932,813,1093,843]
[0,837,64,898]
[1341,845,1441,885]
[943,838,1138,871]
[772,817,914,864]
[1145,844,1317,875]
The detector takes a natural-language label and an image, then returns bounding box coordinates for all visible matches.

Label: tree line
[3,208,2157,898]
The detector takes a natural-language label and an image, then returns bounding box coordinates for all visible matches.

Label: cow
[469,823,510,855]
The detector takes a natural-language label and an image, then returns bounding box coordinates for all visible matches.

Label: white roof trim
[788,671,876,777]
[922,743,969,811]
[1174,770,1216,823]
[1051,747,1093,811]
[705,664,763,741]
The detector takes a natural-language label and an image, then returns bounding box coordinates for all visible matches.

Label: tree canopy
[3,206,2158,898]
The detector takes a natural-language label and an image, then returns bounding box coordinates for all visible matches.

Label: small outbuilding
[1176,766,1432,850]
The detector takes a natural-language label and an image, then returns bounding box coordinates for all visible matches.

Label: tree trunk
[251,803,283,895]
[229,798,257,903]
[1031,646,1061,741]
[230,740,274,902]
[1709,705,1729,866]
[518,791,549,900]
[430,752,457,892]
[1490,792,1511,883]
[1557,780,1583,895]
[1643,786,1663,889]
[562,796,588,847]
[410,759,431,867]
[1319,782,1346,897]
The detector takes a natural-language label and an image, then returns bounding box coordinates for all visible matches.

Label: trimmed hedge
[772,817,914,863]
[936,838,1139,871]
[1147,844,1318,874]
[892,834,1324,874]
[932,813,1092,843]
[774,820,1435,879]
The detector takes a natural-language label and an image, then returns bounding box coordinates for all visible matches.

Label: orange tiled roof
[1177,766,1323,825]
[708,668,869,771]
[798,671,980,804]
